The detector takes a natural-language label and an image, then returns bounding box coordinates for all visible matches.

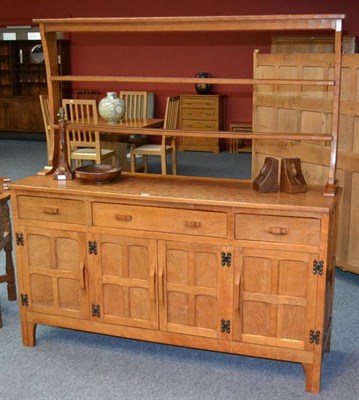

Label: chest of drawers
[179,95,226,152]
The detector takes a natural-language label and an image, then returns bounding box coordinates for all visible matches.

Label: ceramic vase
[98,92,126,124]
[195,72,212,94]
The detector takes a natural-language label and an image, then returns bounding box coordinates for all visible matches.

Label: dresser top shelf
[34,14,344,33]
[11,174,339,212]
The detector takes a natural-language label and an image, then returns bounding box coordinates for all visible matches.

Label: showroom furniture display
[12,14,344,393]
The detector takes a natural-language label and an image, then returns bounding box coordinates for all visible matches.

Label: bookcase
[0,40,69,133]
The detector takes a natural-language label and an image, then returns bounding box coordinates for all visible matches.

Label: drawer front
[182,109,218,120]
[17,195,86,225]
[182,120,218,130]
[181,136,218,146]
[181,97,218,108]
[93,203,227,238]
[235,214,320,245]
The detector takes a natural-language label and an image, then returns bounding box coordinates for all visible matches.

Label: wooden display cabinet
[10,14,345,394]
[0,40,69,133]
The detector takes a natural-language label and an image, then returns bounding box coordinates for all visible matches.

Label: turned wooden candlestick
[52,108,74,180]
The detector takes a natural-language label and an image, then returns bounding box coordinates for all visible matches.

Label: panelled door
[158,240,233,339]
[233,247,319,351]
[17,226,89,319]
[92,234,158,330]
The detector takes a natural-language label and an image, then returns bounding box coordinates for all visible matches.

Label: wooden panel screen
[252,51,359,274]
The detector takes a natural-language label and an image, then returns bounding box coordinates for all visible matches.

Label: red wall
[1,0,359,127]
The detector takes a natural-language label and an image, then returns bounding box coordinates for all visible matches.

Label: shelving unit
[35,14,343,195]
[11,15,344,394]
[0,39,69,133]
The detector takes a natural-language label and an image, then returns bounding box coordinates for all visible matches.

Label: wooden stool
[0,190,17,328]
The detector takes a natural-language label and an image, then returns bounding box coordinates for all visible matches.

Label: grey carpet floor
[0,139,358,400]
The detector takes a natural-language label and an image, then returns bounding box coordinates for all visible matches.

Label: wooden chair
[39,94,52,162]
[120,91,154,165]
[119,90,154,118]
[130,96,179,175]
[75,89,99,102]
[0,190,17,328]
[62,99,115,167]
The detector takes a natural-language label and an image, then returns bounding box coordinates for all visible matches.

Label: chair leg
[161,155,167,175]
[130,152,136,172]
[5,239,16,301]
[172,150,177,175]
[143,156,148,173]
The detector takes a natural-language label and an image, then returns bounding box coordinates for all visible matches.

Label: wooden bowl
[75,164,122,183]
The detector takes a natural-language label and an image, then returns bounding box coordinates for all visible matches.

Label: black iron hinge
[313,260,324,275]
[309,329,321,345]
[221,319,231,334]
[16,232,24,246]
[221,252,232,267]
[91,304,101,317]
[20,293,29,307]
[88,241,97,255]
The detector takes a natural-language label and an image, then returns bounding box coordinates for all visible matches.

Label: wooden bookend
[52,108,74,180]
[280,158,307,194]
[253,157,279,193]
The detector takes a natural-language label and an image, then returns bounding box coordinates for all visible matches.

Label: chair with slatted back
[62,99,115,167]
[75,89,99,102]
[120,90,155,162]
[39,94,52,162]
[119,90,154,119]
[130,96,179,175]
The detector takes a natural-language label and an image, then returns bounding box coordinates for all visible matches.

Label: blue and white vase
[98,92,126,124]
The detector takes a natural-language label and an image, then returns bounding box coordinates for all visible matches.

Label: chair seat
[72,148,114,157]
[132,144,171,153]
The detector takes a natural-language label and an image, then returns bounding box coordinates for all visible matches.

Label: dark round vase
[195,72,212,94]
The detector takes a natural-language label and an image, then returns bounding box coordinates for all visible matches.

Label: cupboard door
[158,241,233,339]
[18,226,88,319]
[233,248,318,350]
[93,234,158,330]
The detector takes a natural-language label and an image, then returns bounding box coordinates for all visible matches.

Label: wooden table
[100,118,163,171]
[0,191,17,328]
[40,118,164,174]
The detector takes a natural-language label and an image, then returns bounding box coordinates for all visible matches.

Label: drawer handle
[184,220,201,228]
[43,207,59,215]
[115,214,132,221]
[267,226,287,235]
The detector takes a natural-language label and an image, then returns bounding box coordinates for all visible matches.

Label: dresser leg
[21,320,37,347]
[302,363,321,393]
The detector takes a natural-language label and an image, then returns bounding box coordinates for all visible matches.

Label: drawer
[17,195,86,225]
[235,214,320,245]
[181,136,218,146]
[182,120,218,130]
[93,203,227,238]
[182,109,218,120]
[181,97,218,108]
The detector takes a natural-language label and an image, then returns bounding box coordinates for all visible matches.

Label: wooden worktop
[10,173,339,213]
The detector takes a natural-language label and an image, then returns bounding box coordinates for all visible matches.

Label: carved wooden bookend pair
[52,108,74,181]
[253,157,307,194]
